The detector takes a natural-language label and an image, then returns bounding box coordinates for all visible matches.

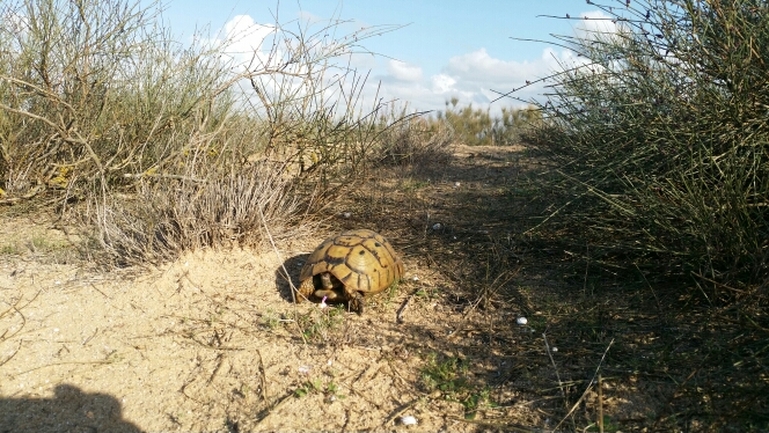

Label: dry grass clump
[83,160,302,266]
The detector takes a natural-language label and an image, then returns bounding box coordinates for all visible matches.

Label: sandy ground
[0,146,552,433]
[0,144,692,432]
[0,231,547,433]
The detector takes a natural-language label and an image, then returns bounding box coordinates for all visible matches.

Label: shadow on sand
[0,384,143,433]
[274,253,311,304]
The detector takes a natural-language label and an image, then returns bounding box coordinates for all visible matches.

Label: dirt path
[1,145,654,432]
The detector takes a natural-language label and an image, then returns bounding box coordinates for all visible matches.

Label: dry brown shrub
[83,159,303,266]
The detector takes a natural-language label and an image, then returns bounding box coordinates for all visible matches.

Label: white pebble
[298,366,311,374]
[516,317,528,325]
[342,212,352,218]
[551,347,558,353]
[431,223,442,231]
[411,276,419,282]
[400,415,418,426]
[454,182,461,188]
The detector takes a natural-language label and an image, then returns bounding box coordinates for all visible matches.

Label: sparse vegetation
[2,0,768,432]
[294,378,345,402]
[0,0,404,266]
[373,107,454,166]
[296,304,346,342]
[420,353,496,420]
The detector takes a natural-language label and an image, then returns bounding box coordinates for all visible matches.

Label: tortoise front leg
[296,277,315,303]
[347,290,365,315]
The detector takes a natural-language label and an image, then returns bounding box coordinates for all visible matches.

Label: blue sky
[143,0,614,115]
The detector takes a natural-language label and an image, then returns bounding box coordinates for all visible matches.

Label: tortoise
[297,229,404,314]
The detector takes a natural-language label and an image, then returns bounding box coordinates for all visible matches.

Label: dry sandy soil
[0,145,701,432]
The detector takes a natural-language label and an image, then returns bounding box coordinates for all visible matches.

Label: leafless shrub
[1,0,411,265]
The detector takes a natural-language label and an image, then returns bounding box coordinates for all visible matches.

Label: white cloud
[373,11,619,114]
[437,47,587,109]
[574,11,619,41]
[388,60,422,82]
[203,15,275,72]
[446,48,544,86]
[431,74,456,93]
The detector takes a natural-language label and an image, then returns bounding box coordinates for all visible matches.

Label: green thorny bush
[0,0,403,265]
[524,0,769,297]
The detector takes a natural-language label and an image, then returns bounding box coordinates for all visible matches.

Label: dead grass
[81,160,306,267]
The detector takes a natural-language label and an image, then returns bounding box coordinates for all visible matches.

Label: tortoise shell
[297,229,404,313]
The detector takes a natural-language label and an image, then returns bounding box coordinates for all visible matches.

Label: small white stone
[342,212,352,218]
[552,347,558,353]
[454,182,461,188]
[400,415,418,426]
[432,223,442,231]
[516,317,528,325]
[298,366,311,374]
[411,276,419,282]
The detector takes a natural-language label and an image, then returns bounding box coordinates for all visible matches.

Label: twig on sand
[551,337,615,432]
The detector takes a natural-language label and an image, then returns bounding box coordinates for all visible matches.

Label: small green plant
[421,353,469,393]
[294,378,345,401]
[401,178,431,192]
[260,309,282,330]
[421,352,496,419]
[294,378,323,398]
[587,415,621,433]
[324,381,345,401]
[0,243,19,255]
[384,280,401,302]
[461,388,497,420]
[296,304,345,341]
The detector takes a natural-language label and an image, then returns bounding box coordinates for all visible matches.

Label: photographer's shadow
[0,383,143,433]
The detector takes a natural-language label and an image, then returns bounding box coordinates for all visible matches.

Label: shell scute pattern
[297,229,404,314]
